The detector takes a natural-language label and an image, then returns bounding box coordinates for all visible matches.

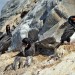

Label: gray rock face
[8,0,60,50]
[28,29,39,43]
[0,0,75,51]
[0,0,36,31]
[1,0,33,17]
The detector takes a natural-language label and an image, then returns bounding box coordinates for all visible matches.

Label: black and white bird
[61,16,75,44]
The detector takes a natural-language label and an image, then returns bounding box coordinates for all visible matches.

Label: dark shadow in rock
[0,18,4,22]
[0,35,11,54]
[40,10,48,24]
[20,11,29,18]
[0,32,4,40]
[39,47,55,56]
[5,56,23,71]
[35,37,59,56]
[4,64,13,71]
[28,29,39,43]
[4,37,59,71]
[35,42,55,56]
[59,22,68,29]
[16,52,25,57]
[54,7,68,19]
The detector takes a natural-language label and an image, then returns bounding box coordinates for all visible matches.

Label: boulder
[0,35,11,54]
[56,44,75,57]
[1,0,75,57]
[35,37,59,56]
[28,29,39,43]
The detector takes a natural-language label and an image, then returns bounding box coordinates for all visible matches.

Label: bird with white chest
[61,16,75,44]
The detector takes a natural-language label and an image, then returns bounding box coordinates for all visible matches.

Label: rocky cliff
[0,0,75,75]
[0,0,74,51]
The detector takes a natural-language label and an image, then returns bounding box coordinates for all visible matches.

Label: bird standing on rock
[6,25,12,37]
[61,16,75,44]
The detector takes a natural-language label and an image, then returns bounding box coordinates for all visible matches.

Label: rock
[32,52,75,75]
[35,37,58,56]
[56,44,75,57]
[8,0,47,51]
[0,0,75,51]
[10,56,33,70]
[25,56,33,66]
[0,35,11,54]
[0,0,37,32]
[1,0,60,51]
[1,0,75,74]
[0,32,4,40]
[0,52,19,60]
[28,29,39,43]
[39,18,66,42]
[4,64,13,71]
[20,11,29,19]
[4,56,25,71]
[38,37,56,44]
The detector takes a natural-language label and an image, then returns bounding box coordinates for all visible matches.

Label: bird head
[68,16,75,27]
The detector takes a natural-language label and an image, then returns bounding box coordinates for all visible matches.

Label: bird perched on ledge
[60,16,75,44]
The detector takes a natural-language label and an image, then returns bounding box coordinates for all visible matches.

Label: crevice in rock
[20,11,29,19]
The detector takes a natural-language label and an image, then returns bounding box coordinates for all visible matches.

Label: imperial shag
[61,16,75,44]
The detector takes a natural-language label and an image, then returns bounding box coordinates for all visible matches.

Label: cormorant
[61,16,75,44]
[6,25,12,36]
